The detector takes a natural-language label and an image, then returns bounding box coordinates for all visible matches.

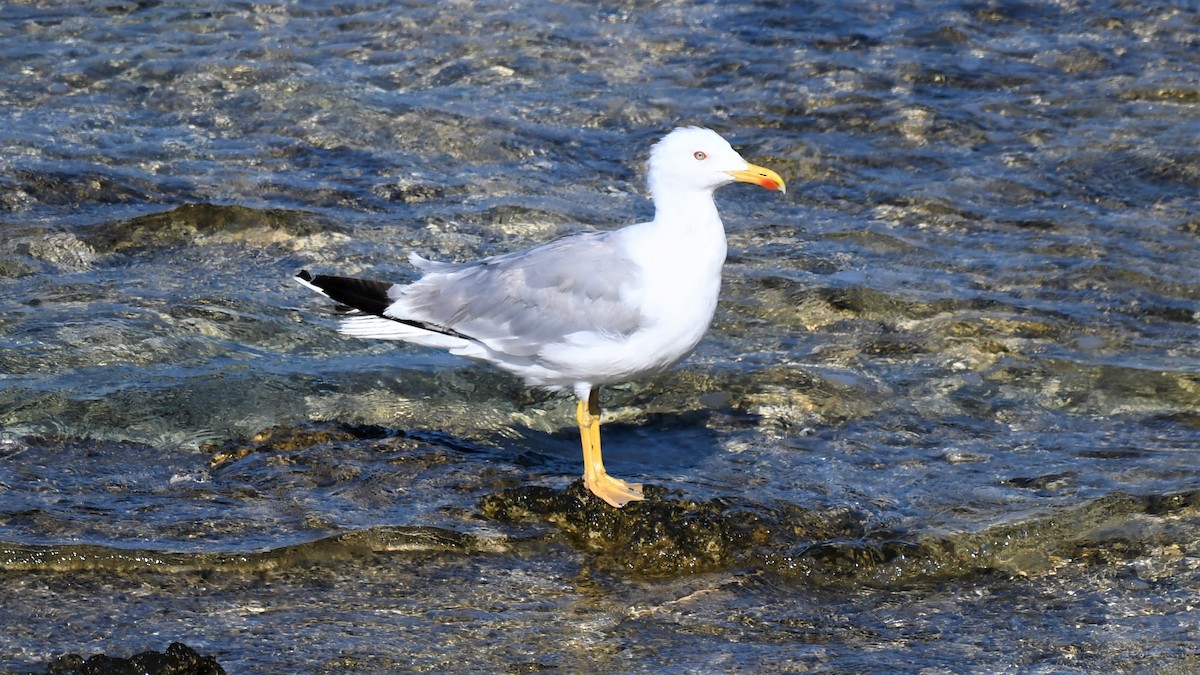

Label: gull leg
[576,387,644,508]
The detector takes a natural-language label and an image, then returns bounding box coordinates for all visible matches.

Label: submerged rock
[41,642,224,675]
[82,202,342,254]
[204,421,393,469]
[7,169,160,208]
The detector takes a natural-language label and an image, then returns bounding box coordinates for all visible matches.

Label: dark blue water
[1,1,1198,672]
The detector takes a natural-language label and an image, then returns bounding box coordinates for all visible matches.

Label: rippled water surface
[2,1,1199,672]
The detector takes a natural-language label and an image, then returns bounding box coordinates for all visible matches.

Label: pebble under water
[1,1,1199,672]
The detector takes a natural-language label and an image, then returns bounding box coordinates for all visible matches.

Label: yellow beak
[727,163,786,194]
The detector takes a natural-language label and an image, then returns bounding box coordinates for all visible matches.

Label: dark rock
[8,170,159,207]
[41,642,224,675]
[480,480,863,578]
[204,421,393,469]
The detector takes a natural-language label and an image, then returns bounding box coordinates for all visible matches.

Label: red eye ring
[693,151,707,160]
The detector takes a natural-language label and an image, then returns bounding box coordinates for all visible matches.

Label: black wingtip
[294,269,476,342]
[295,271,395,316]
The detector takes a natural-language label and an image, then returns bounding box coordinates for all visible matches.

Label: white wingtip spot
[294,273,329,298]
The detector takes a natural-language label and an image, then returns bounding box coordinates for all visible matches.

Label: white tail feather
[337,315,471,350]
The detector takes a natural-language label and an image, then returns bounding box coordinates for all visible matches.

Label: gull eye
[693,151,707,161]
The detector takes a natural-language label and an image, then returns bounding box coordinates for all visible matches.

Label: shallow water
[1,0,1199,672]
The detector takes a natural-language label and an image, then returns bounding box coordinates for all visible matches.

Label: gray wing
[389,231,645,357]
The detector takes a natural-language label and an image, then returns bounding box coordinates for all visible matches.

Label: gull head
[647,127,786,198]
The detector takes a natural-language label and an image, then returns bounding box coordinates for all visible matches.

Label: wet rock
[728,363,889,426]
[9,170,160,207]
[204,421,392,469]
[82,203,343,254]
[1001,472,1075,491]
[16,233,98,271]
[938,314,1063,341]
[820,285,922,319]
[908,25,972,47]
[0,256,37,278]
[41,642,224,675]
[0,525,508,574]
[480,481,867,578]
[481,203,582,242]
[370,180,447,204]
[482,478,1200,587]
[1119,87,1200,104]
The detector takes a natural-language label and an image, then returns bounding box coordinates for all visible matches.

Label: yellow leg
[576,388,643,508]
